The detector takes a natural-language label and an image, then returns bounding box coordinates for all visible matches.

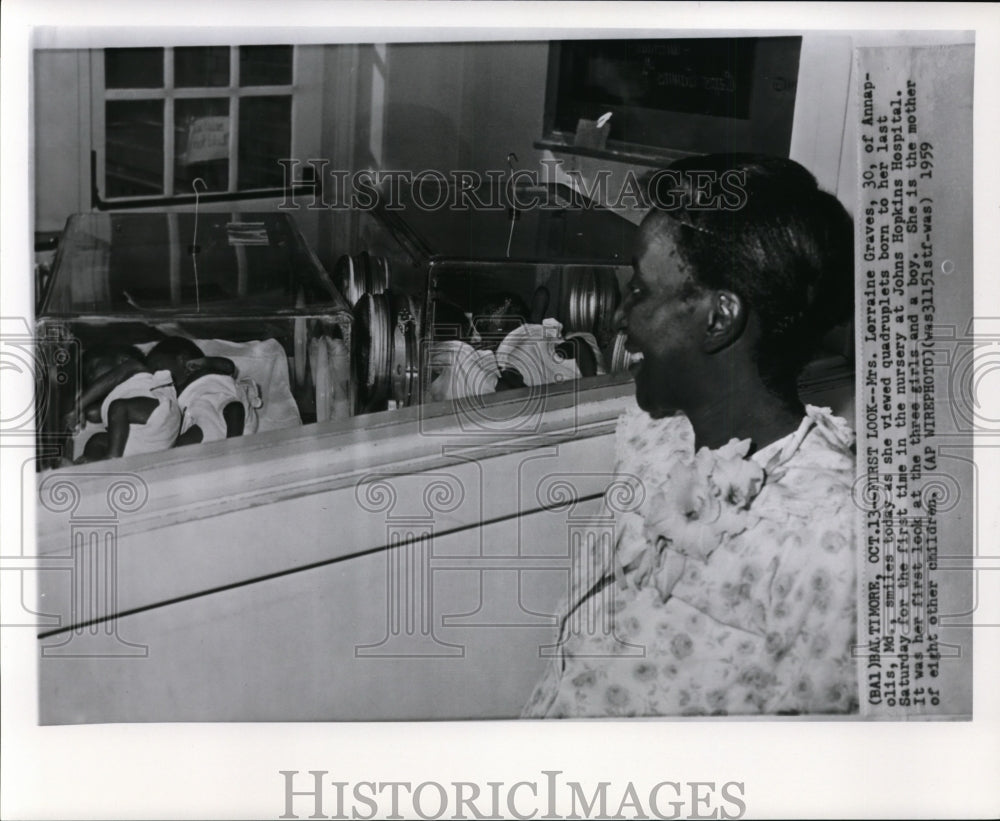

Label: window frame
[90,44,322,207]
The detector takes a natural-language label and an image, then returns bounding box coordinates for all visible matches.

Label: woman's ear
[702,289,746,353]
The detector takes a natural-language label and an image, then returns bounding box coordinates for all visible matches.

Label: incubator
[35,211,353,468]
[342,176,636,412]
[35,181,637,467]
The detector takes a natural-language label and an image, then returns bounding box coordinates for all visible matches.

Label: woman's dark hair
[653,153,853,399]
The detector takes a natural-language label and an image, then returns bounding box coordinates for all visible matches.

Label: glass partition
[36,211,352,469]
[36,188,639,469]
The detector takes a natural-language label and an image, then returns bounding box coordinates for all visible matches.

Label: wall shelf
[533,137,691,169]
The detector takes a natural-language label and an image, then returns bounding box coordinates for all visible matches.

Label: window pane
[175,46,231,87]
[105,48,164,89]
[105,99,164,198]
[238,96,291,189]
[174,99,230,193]
[239,45,293,86]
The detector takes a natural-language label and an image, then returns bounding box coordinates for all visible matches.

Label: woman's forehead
[635,214,688,278]
[638,210,682,249]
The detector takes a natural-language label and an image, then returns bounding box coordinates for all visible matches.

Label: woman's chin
[633,372,656,412]
[633,368,678,419]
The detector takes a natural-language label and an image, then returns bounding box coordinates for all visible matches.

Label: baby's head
[147,336,205,388]
[431,298,472,342]
[81,344,145,388]
[472,291,530,349]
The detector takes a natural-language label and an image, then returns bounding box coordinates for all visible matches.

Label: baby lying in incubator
[66,344,182,462]
[67,337,260,462]
[146,337,261,446]
[428,291,602,402]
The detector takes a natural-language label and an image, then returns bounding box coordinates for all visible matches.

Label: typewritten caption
[856,45,973,718]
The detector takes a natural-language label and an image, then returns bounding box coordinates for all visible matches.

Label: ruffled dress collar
[608,403,854,599]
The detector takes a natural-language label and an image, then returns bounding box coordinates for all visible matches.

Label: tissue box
[573,117,611,149]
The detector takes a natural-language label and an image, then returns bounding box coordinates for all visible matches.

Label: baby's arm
[174,401,243,444]
[65,359,147,430]
[554,337,597,378]
[185,356,236,377]
[106,396,158,458]
[175,424,203,446]
[222,401,246,437]
[495,367,526,392]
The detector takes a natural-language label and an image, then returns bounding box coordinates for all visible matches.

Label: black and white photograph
[2,2,998,819]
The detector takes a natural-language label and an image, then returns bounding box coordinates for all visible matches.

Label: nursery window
[96,46,297,202]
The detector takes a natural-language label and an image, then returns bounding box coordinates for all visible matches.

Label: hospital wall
[33,34,903,247]
[36,380,631,722]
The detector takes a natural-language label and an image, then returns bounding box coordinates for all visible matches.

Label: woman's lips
[627,349,644,373]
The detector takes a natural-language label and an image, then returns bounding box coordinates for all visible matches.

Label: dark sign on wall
[542,37,802,162]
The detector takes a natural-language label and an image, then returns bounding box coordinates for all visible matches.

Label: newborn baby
[471,291,597,389]
[427,290,601,400]
[471,291,535,389]
[68,344,182,462]
[146,337,260,445]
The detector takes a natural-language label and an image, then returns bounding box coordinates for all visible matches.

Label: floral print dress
[523,404,858,718]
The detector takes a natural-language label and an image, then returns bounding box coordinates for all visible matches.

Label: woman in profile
[524,154,858,717]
